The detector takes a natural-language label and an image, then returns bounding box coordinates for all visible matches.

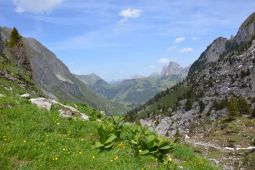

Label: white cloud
[120,8,142,19]
[119,8,142,24]
[12,0,63,14]
[178,48,194,53]
[158,58,170,65]
[174,37,185,43]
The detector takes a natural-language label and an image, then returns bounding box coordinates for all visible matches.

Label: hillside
[0,27,127,115]
[0,30,216,169]
[75,62,188,108]
[126,12,255,169]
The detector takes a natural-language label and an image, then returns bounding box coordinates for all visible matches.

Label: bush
[185,99,193,111]
[227,97,239,119]
[227,96,252,119]
[199,100,205,113]
[213,98,228,111]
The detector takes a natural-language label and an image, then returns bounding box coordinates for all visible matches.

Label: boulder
[20,94,31,99]
[30,98,53,111]
[59,109,73,119]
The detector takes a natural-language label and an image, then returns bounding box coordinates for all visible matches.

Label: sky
[0,0,255,81]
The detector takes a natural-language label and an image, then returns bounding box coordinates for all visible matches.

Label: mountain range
[0,27,127,115]
[75,62,188,108]
[126,12,255,169]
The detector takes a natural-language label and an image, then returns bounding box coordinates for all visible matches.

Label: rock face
[235,12,255,44]
[30,97,89,121]
[0,27,127,115]
[75,61,188,108]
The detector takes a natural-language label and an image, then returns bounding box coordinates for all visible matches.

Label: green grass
[0,75,217,170]
[0,94,218,170]
[0,96,163,170]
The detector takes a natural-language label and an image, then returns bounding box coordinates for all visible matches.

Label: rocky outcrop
[235,12,255,44]
[30,97,89,121]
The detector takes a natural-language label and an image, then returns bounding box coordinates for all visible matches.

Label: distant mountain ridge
[126,11,255,143]
[0,27,127,115]
[75,61,188,108]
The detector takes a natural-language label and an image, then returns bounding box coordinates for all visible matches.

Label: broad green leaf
[104,134,117,144]
[104,144,113,149]
[159,145,172,150]
[139,150,149,155]
[94,142,104,148]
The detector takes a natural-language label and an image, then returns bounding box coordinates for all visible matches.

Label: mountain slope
[126,12,255,169]
[0,27,127,115]
[75,62,188,108]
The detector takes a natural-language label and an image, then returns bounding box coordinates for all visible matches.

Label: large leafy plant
[94,116,125,150]
[94,121,117,150]
[128,126,174,162]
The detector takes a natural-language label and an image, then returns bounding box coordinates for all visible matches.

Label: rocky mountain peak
[203,37,228,63]
[161,61,184,76]
[235,12,255,44]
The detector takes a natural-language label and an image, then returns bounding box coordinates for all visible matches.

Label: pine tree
[8,27,22,48]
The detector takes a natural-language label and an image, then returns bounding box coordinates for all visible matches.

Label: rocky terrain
[126,12,255,169]
[75,61,188,108]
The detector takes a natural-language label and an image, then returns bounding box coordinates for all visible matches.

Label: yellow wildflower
[168,156,172,162]
[118,143,125,149]
[92,156,95,159]
[79,151,82,155]
[114,156,119,161]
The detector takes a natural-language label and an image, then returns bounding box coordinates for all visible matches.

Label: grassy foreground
[0,78,217,170]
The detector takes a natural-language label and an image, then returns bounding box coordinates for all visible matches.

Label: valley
[0,2,255,170]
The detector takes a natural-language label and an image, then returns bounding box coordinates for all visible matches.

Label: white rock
[20,94,31,99]
[30,98,53,111]
[80,113,89,121]
[185,134,190,139]
[59,109,73,118]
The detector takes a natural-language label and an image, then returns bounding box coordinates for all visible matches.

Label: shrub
[227,97,239,119]
[185,99,193,111]
[199,100,205,113]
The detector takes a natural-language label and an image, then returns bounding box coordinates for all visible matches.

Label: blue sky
[0,0,255,81]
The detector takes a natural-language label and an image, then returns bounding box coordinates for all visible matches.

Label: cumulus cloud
[178,48,194,53]
[158,58,170,65]
[174,37,185,43]
[12,0,63,14]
